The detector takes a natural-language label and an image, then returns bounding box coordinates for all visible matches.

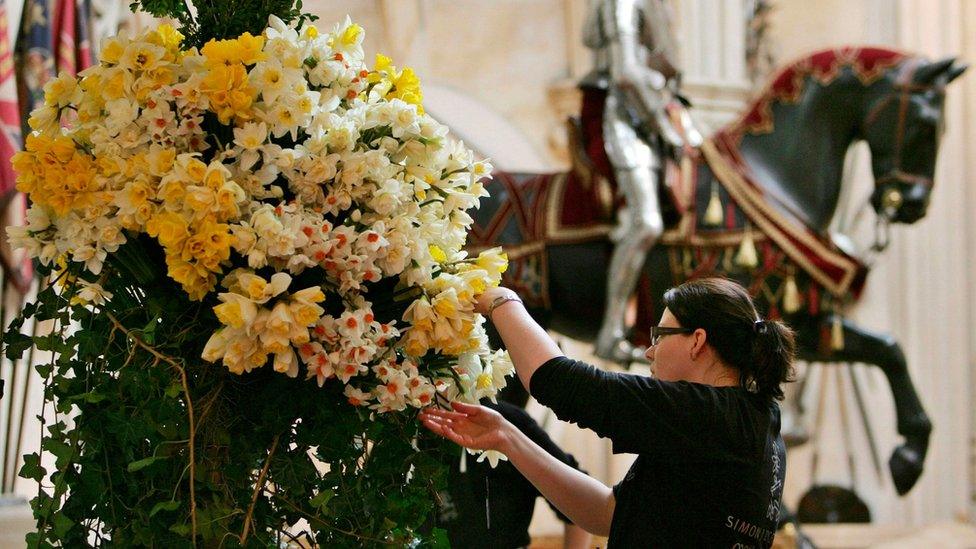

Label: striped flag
[75,0,92,71]
[1,0,38,292]
[52,0,92,76]
[17,0,54,132]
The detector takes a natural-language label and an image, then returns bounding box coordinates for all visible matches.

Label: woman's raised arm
[475,286,562,391]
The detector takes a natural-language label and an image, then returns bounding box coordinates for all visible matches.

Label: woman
[420,277,795,547]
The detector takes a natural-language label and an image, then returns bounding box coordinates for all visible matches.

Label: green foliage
[9,235,454,547]
[129,0,318,49]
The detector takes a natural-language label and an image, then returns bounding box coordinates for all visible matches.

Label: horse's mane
[723,46,912,137]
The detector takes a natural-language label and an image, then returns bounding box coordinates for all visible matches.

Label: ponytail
[748,319,796,401]
[663,278,797,402]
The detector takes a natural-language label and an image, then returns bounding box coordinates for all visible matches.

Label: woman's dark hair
[662,277,796,400]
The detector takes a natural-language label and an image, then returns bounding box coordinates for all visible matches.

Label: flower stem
[240,433,280,544]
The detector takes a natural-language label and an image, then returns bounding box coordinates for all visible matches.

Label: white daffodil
[73,280,114,306]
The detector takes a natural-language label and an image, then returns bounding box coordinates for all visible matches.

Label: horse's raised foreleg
[797,317,930,495]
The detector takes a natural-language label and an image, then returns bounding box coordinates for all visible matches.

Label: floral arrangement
[6,4,511,546]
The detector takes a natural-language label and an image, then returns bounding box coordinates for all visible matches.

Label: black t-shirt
[437,400,581,549]
[531,356,786,549]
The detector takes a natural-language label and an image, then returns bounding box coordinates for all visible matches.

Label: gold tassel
[831,315,845,351]
[735,226,758,269]
[782,274,801,314]
[703,183,723,226]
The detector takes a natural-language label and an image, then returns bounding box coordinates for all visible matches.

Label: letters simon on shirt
[725,515,775,546]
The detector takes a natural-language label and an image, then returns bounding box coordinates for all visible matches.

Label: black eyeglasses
[649,326,695,346]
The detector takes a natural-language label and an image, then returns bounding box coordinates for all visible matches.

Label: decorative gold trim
[660,228,769,247]
[701,140,860,296]
[544,171,615,243]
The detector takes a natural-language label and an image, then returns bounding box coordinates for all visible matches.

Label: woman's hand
[474,286,520,317]
[425,402,616,537]
[419,401,513,453]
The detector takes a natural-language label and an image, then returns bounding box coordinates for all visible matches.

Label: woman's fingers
[421,415,474,447]
[420,402,501,451]
[421,411,464,431]
[450,401,482,415]
[420,415,454,438]
[420,408,469,421]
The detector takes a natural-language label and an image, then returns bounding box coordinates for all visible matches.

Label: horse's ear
[914,56,956,84]
[947,62,968,83]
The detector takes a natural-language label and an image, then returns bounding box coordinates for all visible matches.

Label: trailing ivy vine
[5,238,454,547]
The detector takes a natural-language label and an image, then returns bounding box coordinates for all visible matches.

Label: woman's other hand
[419,401,513,453]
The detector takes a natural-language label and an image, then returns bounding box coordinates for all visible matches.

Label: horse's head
[861,56,967,223]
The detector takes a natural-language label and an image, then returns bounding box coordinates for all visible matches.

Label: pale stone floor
[3,501,975,549]
[529,521,976,549]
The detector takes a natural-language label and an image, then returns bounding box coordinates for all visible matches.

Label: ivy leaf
[149,500,181,518]
[52,512,74,538]
[19,453,46,481]
[142,316,158,345]
[34,334,73,353]
[4,330,33,360]
[164,382,182,399]
[428,528,451,548]
[35,285,63,321]
[24,531,45,548]
[128,0,188,19]
[77,329,104,359]
[35,363,53,378]
[69,391,107,404]
[309,489,334,511]
[42,439,74,468]
[127,455,168,472]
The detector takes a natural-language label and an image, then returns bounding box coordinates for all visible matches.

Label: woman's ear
[689,328,708,359]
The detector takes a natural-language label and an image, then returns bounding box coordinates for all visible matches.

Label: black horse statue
[467,47,966,496]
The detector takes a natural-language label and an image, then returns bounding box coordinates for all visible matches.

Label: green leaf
[169,523,191,536]
[35,286,66,322]
[4,330,33,360]
[35,363,52,378]
[24,531,42,548]
[164,382,182,399]
[129,0,188,19]
[68,391,107,404]
[52,512,74,538]
[149,500,181,518]
[428,528,451,548]
[17,302,35,320]
[127,455,167,472]
[77,329,104,359]
[142,316,158,345]
[42,439,73,467]
[309,489,334,510]
[34,334,72,353]
[19,453,45,482]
